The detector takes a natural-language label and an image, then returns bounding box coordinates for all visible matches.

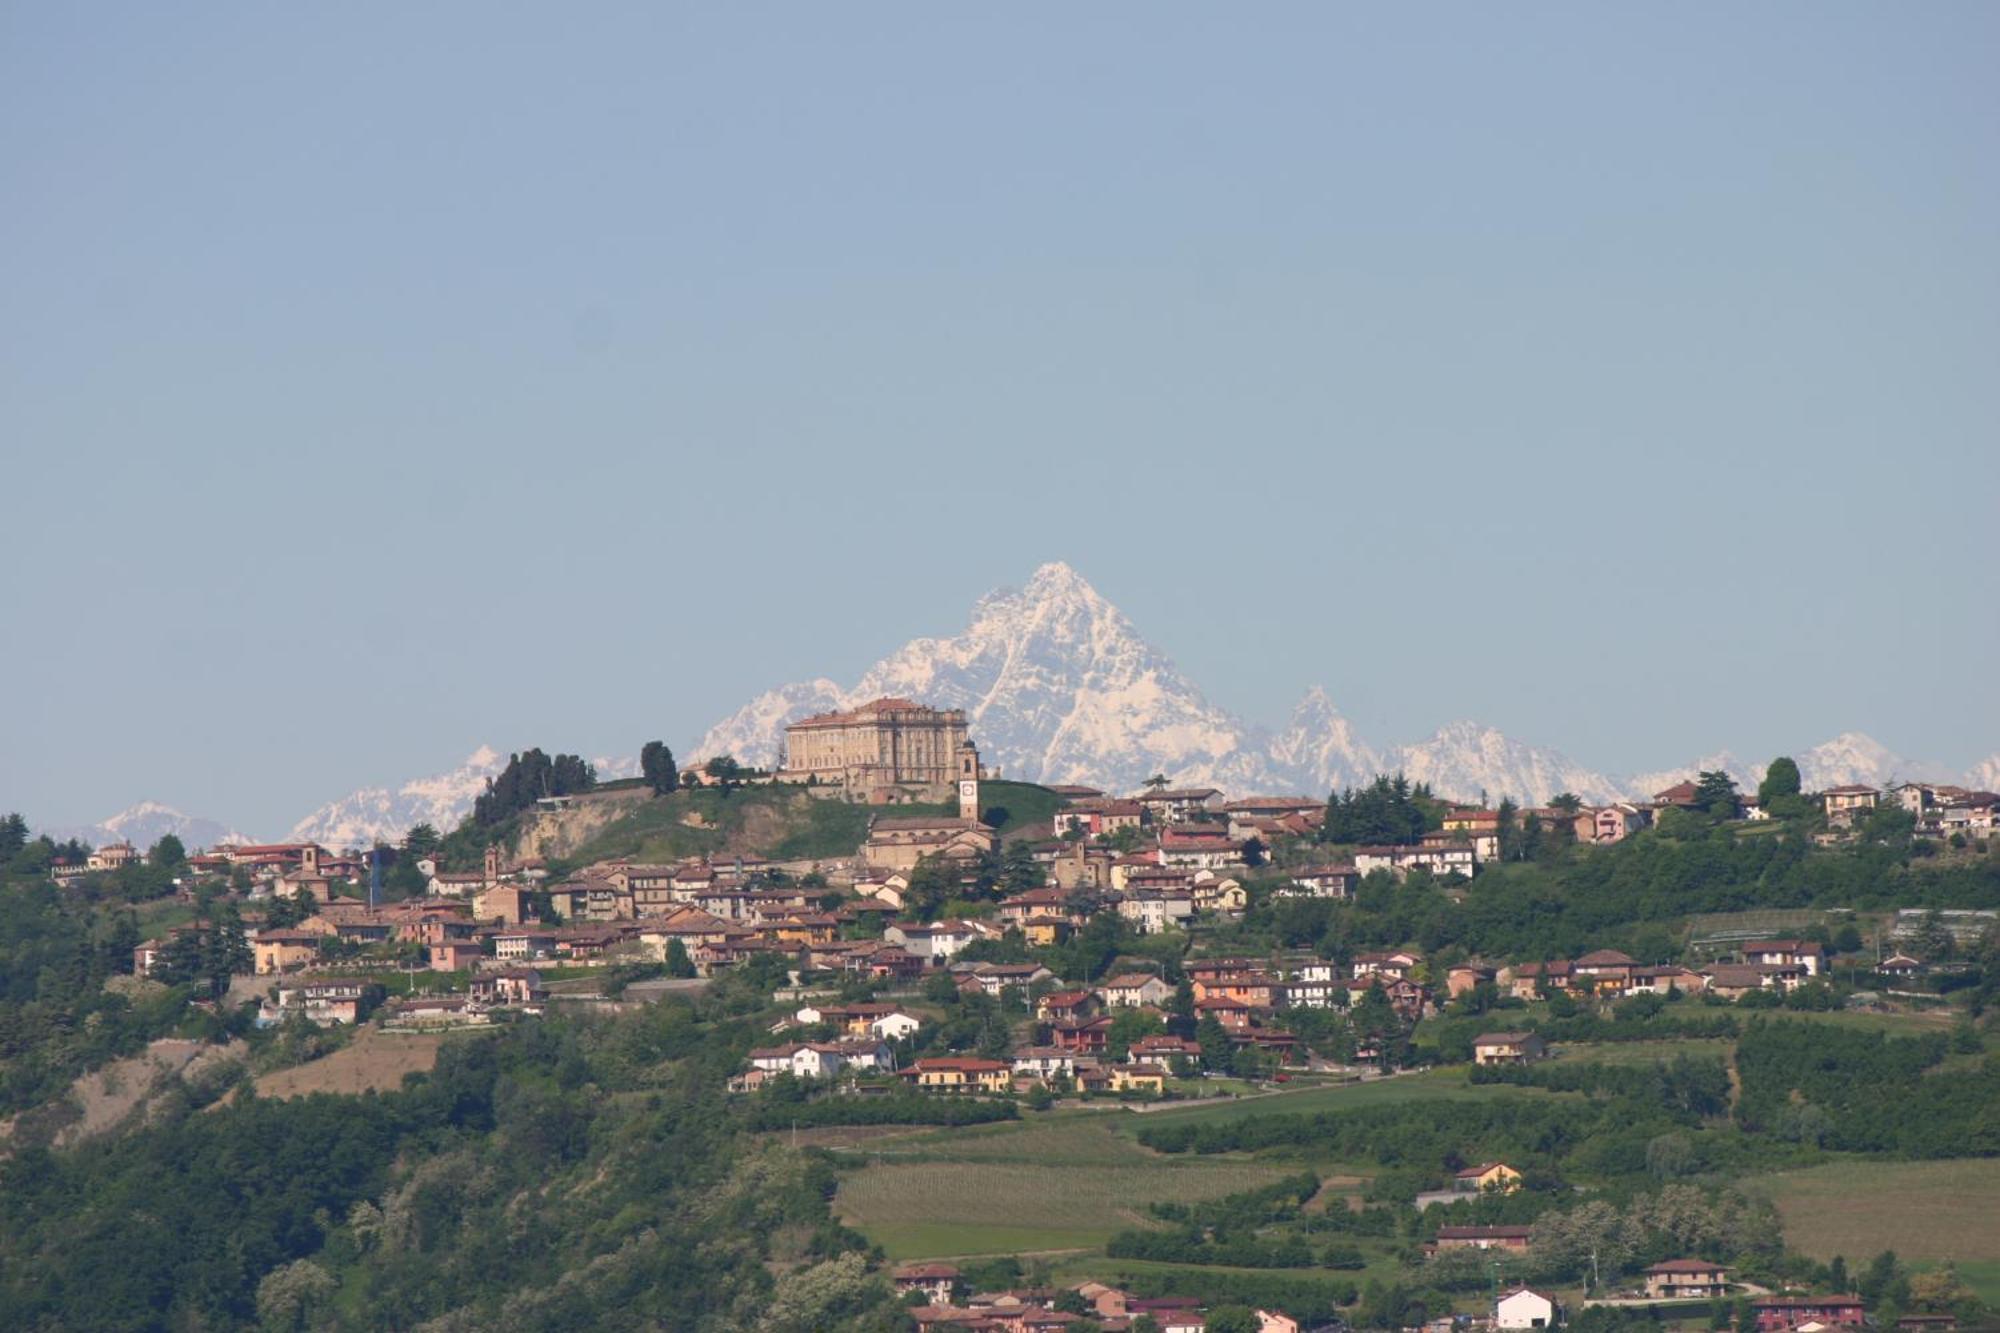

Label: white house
[1114,889,1195,935]
[1497,1288,1556,1330]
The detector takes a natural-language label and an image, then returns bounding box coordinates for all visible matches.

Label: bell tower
[957,741,981,822]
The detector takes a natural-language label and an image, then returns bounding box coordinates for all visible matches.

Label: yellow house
[909,1058,1011,1093]
[1455,1162,1523,1193]
[1022,915,1073,947]
[1108,1065,1167,1094]
[252,930,321,975]
[1194,876,1247,913]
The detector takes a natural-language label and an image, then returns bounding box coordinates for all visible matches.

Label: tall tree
[402,823,441,858]
[1694,770,1740,818]
[0,813,29,862]
[149,834,186,869]
[1758,756,1802,803]
[640,741,679,796]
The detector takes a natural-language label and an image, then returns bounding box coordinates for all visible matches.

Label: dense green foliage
[0,833,202,1116]
[1318,776,1442,846]
[0,989,911,1332]
[1734,1020,2000,1156]
[470,748,596,827]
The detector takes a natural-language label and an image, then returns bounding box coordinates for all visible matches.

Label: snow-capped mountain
[41,802,250,852]
[1627,733,1965,800]
[688,562,1632,804]
[286,748,643,849]
[1391,722,1628,807]
[289,747,509,849]
[693,563,1275,795]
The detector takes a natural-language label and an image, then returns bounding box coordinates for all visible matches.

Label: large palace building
[780,697,979,802]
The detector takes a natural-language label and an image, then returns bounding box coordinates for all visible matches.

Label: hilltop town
[2,699,1996,1332]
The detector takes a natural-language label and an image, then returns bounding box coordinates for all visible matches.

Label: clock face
[959,780,977,797]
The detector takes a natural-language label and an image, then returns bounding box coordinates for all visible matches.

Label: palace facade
[780,697,976,801]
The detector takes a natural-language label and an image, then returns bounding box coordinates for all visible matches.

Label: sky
[3,3,1996,836]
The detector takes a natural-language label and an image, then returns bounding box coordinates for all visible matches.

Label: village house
[1752,1297,1866,1331]
[1473,1032,1546,1066]
[265,979,368,1026]
[1157,827,1244,870]
[429,940,482,971]
[1050,1016,1115,1054]
[1644,1259,1731,1300]
[1279,864,1359,899]
[1354,843,1477,879]
[1107,1064,1167,1094]
[1446,963,1496,998]
[1127,1035,1202,1069]
[1052,797,1145,838]
[1097,972,1174,1008]
[1571,948,1638,995]
[86,840,143,873]
[1011,1047,1078,1081]
[1191,872,1247,914]
[904,1057,1011,1093]
[1497,1288,1558,1331]
[252,929,321,975]
[1456,1162,1523,1194]
[468,968,545,1007]
[955,961,1056,998]
[891,1263,963,1305]
[1195,994,1255,1030]
[1037,989,1101,1024]
[1741,939,1825,975]
[1115,887,1195,934]
[1502,959,1573,999]
[1135,786,1224,825]
[1576,803,1653,845]
[998,886,1072,927]
[1819,784,1881,822]
[886,918,984,965]
[1352,949,1422,980]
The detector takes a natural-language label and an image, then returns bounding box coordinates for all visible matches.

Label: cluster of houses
[888,1267,1316,1333]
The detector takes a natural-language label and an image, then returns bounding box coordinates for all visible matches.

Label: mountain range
[40,802,250,853]
[37,563,1995,848]
[688,562,1988,812]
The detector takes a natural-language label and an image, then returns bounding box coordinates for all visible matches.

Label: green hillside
[541,780,1069,873]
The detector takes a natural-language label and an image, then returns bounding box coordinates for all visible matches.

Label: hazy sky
[4,3,1995,835]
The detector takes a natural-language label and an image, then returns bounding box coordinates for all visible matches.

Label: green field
[1112,1066,1536,1133]
[831,1116,1295,1259]
[1749,1159,2000,1300]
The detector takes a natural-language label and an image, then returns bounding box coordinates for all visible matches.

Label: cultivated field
[254,1029,447,1099]
[831,1115,1297,1259]
[1751,1159,2000,1300]
[1109,1066,1534,1133]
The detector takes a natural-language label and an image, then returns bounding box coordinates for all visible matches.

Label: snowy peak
[1268,686,1382,792]
[1390,721,1627,806]
[288,747,510,849]
[41,802,250,852]
[684,564,1638,804]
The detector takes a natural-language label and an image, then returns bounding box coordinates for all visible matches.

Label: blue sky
[3,3,1995,835]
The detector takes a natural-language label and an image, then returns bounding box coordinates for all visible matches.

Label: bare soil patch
[255,1028,446,1099]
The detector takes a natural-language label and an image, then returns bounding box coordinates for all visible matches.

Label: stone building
[781,697,978,802]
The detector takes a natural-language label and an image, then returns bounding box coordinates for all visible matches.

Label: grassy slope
[546,780,1067,871]
[1748,1159,2000,1302]
[830,1116,1297,1259]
